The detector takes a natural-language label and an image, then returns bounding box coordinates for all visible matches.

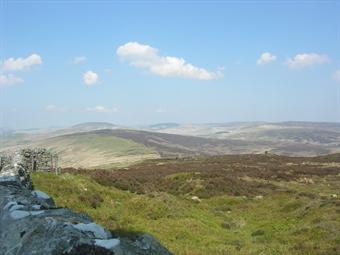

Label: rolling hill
[34,131,159,168]
[1,121,340,168]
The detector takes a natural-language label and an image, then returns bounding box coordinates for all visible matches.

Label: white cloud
[85,105,118,113]
[117,42,222,80]
[74,56,87,64]
[83,70,98,85]
[286,53,330,69]
[333,70,340,82]
[45,104,58,112]
[44,104,66,112]
[257,52,276,65]
[0,73,23,87]
[1,54,42,71]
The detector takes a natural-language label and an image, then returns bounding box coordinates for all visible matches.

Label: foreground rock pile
[0,151,171,255]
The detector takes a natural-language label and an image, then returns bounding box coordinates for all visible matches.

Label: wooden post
[50,155,53,173]
[55,155,59,175]
[31,154,33,172]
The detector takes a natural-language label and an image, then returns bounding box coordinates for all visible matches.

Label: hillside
[33,153,340,255]
[34,132,159,168]
[2,122,340,169]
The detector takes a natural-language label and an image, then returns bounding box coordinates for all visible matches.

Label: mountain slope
[34,132,158,168]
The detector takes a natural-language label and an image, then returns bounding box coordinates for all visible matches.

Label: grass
[32,157,340,255]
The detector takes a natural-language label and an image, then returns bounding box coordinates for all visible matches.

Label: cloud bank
[286,53,329,69]
[1,54,42,71]
[117,42,222,80]
[0,53,42,87]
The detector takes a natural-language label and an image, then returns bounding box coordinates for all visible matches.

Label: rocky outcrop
[0,151,172,255]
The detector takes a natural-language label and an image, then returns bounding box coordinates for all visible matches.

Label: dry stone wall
[20,148,59,173]
[0,150,172,255]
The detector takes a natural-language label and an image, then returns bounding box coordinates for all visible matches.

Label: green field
[32,154,340,255]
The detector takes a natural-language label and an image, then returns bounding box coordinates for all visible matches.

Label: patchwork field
[32,153,340,255]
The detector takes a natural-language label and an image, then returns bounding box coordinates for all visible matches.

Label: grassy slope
[33,167,339,255]
[34,133,159,168]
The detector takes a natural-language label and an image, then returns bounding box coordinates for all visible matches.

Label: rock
[95,239,120,249]
[191,196,201,203]
[254,195,263,200]
[74,223,111,239]
[31,190,55,206]
[0,151,172,255]
[297,177,314,184]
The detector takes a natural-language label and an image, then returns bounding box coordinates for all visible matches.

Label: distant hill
[34,131,158,168]
[105,129,268,157]
[1,121,340,168]
[71,122,119,131]
[148,123,180,130]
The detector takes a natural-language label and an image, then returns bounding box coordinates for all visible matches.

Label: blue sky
[0,1,339,129]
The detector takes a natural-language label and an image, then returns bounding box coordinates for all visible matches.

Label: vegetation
[32,154,340,255]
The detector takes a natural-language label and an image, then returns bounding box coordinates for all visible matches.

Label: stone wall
[0,153,12,172]
[20,148,59,174]
[0,151,172,255]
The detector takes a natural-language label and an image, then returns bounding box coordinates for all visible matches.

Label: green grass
[32,172,340,255]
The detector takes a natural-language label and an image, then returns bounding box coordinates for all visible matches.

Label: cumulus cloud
[286,53,330,69]
[1,54,42,71]
[0,53,42,88]
[85,105,118,113]
[257,52,276,65]
[333,70,340,82]
[117,42,222,80]
[83,70,98,85]
[73,56,87,64]
[0,73,23,87]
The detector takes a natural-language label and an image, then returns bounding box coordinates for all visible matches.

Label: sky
[0,0,340,129]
